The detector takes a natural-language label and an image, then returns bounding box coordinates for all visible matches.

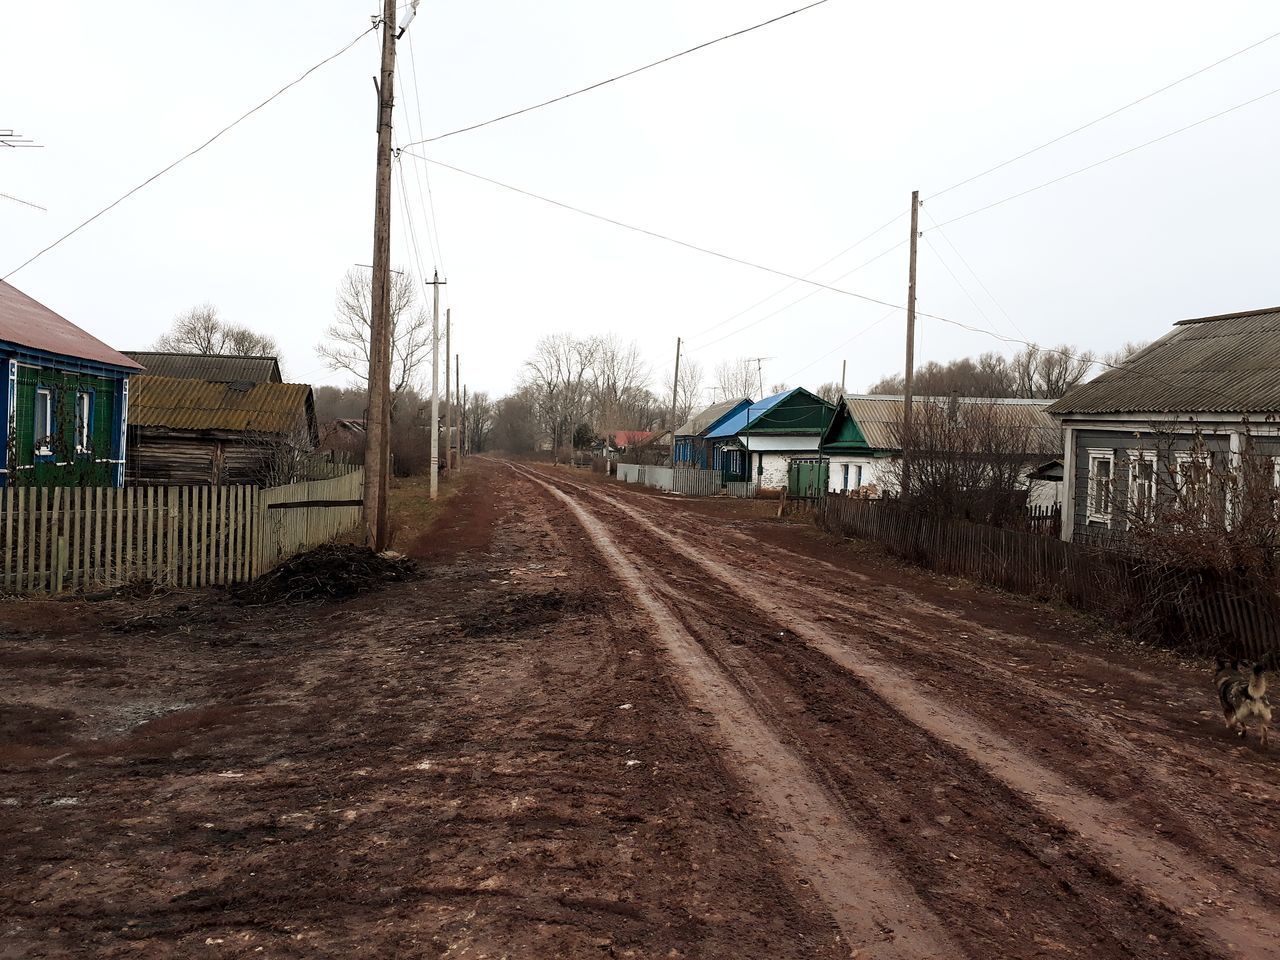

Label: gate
[787,458,829,502]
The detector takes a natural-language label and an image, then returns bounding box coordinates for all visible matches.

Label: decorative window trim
[1086,447,1114,523]
[75,390,94,454]
[34,387,54,457]
[1128,450,1157,519]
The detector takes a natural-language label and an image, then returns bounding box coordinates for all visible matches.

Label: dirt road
[4,457,1280,958]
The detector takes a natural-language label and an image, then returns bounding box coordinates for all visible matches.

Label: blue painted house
[673,396,752,469]
[0,281,141,487]
[706,387,836,487]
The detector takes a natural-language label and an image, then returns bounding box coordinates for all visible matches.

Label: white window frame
[75,391,91,453]
[1086,448,1114,523]
[34,387,53,457]
[1128,450,1157,520]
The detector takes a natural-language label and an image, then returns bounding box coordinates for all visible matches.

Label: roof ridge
[1173,306,1280,326]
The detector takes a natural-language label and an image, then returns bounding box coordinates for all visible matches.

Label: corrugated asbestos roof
[124,351,282,383]
[842,394,1060,453]
[706,388,794,439]
[0,281,142,370]
[1046,306,1280,415]
[130,375,316,437]
[675,397,752,437]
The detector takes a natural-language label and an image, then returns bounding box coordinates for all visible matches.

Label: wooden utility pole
[443,308,452,471]
[454,353,460,466]
[429,270,442,500]
[901,189,920,498]
[669,337,682,461]
[363,0,398,551]
[840,359,846,394]
[461,383,468,459]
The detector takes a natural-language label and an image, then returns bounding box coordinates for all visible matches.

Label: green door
[787,458,828,499]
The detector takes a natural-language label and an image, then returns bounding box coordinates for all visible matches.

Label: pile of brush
[234,545,418,606]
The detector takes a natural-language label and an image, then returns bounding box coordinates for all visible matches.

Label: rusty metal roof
[129,375,316,439]
[842,394,1060,453]
[0,281,142,370]
[675,397,752,437]
[1047,306,1280,416]
[124,351,282,383]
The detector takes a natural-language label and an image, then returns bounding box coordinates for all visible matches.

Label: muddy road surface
[4,457,1279,958]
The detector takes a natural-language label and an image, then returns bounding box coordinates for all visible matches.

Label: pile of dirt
[233,545,418,606]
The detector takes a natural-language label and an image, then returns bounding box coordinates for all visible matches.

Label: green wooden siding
[12,365,119,486]
[820,404,871,454]
[745,390,834,434]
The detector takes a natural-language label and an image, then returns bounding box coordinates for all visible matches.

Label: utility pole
[363,0,398,552]
[428,270,445,500]
[443,307,452,472]
[454,353,460,467]
[669,337,682,463]
[901,189,920,498]
[461,383,468,459]
[840,359,846,395]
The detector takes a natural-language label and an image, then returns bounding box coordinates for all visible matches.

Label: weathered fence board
[0,468,365,595]
[815,497,1280,659]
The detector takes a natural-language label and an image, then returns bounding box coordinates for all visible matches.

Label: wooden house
[0,281,140,487]
[821,393,1062,503]
[126,376,318,486]
[1046,305,1280,542]
[706,388,835,488]
[673,397,752,470]
[124,351,282,384]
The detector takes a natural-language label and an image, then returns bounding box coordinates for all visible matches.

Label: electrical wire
[0,191,46,212]
[927,81,1280,232]
[685,207,906,342]
[1,25,377,282]
[401,149,906,312]
[405,29,446,275]
[776,306,899,385]
[920,233,1010,345]
[399,0,833,148]
[929,26,1280,201]
[920,206,1025,339]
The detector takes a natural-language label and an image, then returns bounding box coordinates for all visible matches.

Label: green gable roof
[819,398,870,453]
[742,387,835,435]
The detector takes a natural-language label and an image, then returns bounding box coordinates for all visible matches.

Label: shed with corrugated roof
[126,375,318,486]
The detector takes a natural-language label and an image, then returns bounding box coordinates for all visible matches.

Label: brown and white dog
[1215,657,1272,747]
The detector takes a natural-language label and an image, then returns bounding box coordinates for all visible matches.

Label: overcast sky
[3,1,1278,404]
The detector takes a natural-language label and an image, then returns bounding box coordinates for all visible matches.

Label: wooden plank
[2,485,11,591]
[166,488,178,587]
[37,487,48,594]
[49,487,62,594]
[228,486,240,584]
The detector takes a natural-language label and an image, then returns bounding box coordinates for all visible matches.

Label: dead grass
[388,468,466,550]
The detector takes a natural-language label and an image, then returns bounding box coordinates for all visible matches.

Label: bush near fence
[0,469,365,596]
[815,496,1280,660]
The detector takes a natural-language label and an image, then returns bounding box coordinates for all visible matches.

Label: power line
[399,0,833,148]
[687,235,908,352]
[404,29,447,275]
[0,191,46,212]
[929,26,1280,201]
[927,80,1280,233]
[686,207,906,342]
[401,149,906,313]
[777,306,898,384]
[1,25,376,282]
[920,206,1025,339]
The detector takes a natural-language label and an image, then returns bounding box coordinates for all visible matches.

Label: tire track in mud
[524,465,1280,958]
[593,481,1280,906]
[509,465,960,959]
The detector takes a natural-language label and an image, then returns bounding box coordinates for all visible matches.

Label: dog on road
[1215,657,1272,747]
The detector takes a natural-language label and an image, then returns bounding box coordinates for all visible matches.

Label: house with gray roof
[123,351,282,384]
[673,396,751,470]
[1046,305,1280,542]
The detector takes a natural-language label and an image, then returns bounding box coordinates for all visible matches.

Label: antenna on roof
[745,356,774,396]
[0,130,43,149]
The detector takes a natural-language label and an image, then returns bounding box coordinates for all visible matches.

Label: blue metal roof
[705,388,794,439]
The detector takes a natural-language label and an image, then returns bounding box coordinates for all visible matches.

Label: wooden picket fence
[0,469,364,595]
[815,496,1280,659]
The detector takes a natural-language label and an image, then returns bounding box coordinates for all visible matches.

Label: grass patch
[389,470,465,550]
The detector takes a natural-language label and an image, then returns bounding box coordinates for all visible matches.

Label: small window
[34,388,53,456]
[1129,452,1156,520]
[76,391,92,452]
[1087,450,1113,521]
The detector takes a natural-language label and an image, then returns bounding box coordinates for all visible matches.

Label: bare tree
[815,381,842,404]
[490,387,540,453]
[465,391,494,453]
[673,358,705,427]
[589,335,652,431]
[715,358,759,400]
[317,268,434,415]
[521,334,599,455]
[870,346,1092,400]
[155,304,279,358]
[1099,340,1152,371]
[880,397,1053,524]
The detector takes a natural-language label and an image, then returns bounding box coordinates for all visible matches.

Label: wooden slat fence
[815,496,1280,660]
[672,468,722,497]
[0,468,364,596]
